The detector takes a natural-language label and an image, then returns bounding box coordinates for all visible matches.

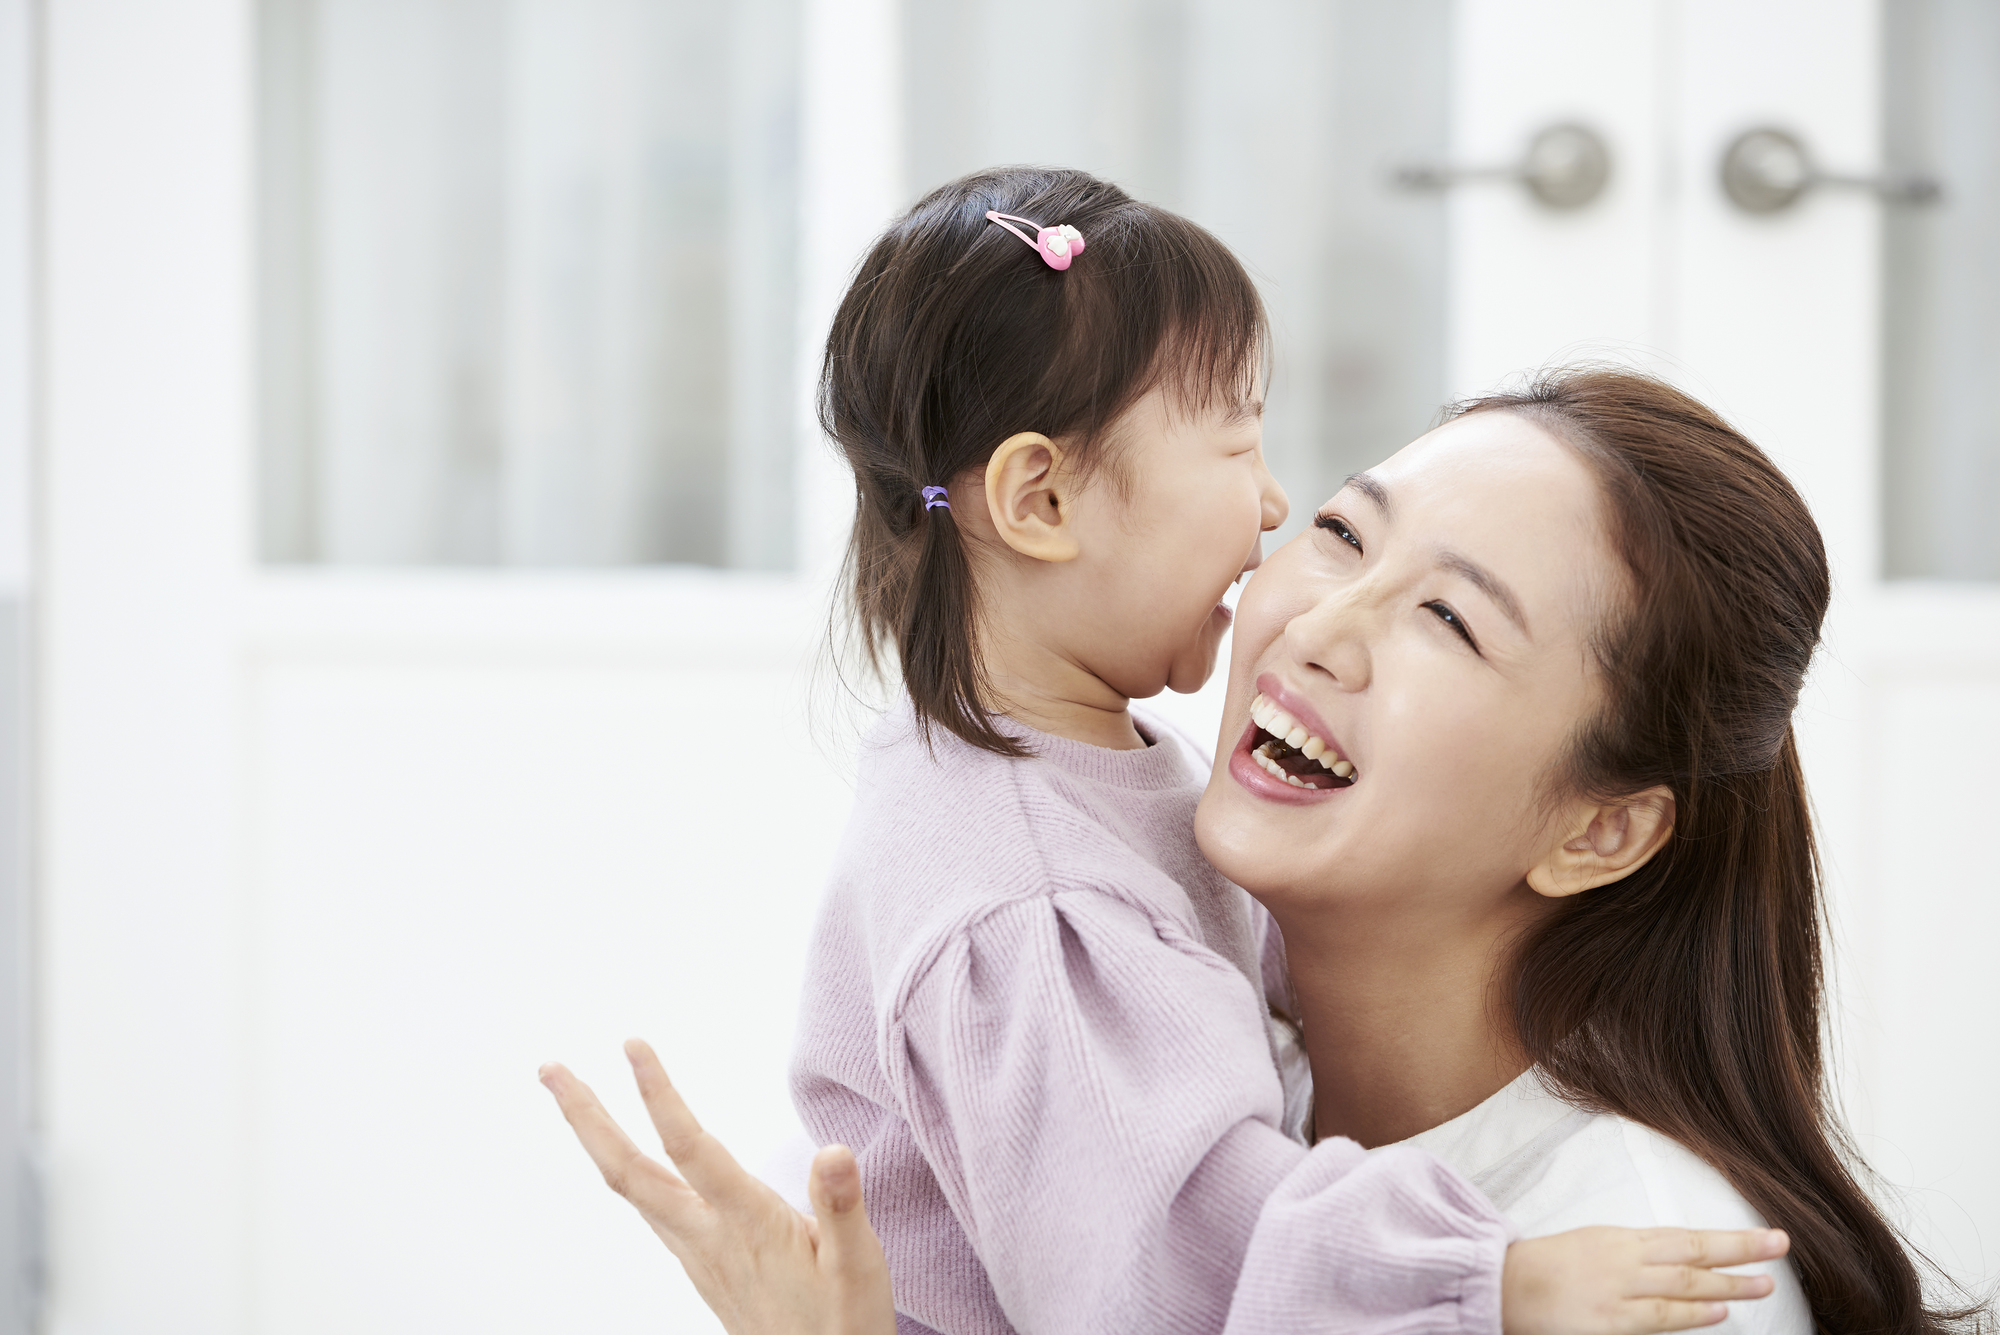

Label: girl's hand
[1502,1226,1790,1335]
[540,1039,895,1335]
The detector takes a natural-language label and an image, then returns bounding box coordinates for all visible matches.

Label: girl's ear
[1525,787,1676,898]
[983,432,1080,563]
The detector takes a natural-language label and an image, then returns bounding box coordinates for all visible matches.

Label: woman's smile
[1226,672,1358,801]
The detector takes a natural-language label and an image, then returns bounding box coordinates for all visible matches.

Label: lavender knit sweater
[790,700,1512,1335]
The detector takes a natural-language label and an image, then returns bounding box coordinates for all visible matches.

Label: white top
[1396,1070,1813,1335]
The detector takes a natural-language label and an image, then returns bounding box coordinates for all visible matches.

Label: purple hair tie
[922,486,951,512]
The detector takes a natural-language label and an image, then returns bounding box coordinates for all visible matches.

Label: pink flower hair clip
[985,210,1087,271]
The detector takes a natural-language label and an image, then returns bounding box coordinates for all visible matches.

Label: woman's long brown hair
[1453,370,1984,1335]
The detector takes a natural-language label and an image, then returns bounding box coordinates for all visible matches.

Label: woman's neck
[1272,887,1549,1148]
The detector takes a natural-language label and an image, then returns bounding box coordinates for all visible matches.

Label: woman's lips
[1253,672,1342,753]
[1227,721,1342,805]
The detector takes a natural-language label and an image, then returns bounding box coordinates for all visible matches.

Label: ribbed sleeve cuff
[1223,1140,1517,1335]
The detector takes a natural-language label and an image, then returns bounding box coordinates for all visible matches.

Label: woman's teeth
[1248,692,1356,789]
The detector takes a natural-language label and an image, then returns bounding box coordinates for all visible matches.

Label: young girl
[769,168,1779,1334]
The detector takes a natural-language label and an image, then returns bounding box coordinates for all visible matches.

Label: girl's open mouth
[1244,691,1356,790]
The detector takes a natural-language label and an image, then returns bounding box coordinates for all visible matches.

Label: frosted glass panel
[1883,0,2000,582]
[259,0,799,567]
[899,0,1450,525]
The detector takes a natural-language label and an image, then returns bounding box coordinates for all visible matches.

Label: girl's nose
[1257,454,1289,533]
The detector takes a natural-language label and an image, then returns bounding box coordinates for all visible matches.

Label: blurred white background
[0,1,1995,1332]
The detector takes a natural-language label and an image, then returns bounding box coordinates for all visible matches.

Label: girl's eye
[1315,513,1362,553]
[1424,600,1479,652]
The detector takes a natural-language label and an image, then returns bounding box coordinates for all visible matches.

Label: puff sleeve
[884,889,1511,1335]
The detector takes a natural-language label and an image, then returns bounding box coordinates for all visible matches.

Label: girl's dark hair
[1455,368,1985,1335]
[820,167,1266,755]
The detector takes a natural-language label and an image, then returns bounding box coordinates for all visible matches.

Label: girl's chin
[1164,603,1234,695]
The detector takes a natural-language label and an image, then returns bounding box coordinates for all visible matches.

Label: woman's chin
[1193,793,1297,902]
[1194,723,1361,895]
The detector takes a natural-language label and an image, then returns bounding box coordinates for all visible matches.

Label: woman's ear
[1525,787,1676,899]
[983,432,1080,563]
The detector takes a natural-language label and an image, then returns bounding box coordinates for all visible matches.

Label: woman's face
[1194,410,1624,922]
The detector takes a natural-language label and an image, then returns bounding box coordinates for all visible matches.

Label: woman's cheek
[1234,538,1309,632]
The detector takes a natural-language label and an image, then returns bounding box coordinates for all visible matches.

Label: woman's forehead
[1371,411,1584,496]
[1342,413,1617,627]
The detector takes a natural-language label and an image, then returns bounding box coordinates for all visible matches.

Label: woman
[544,369,1980,1335]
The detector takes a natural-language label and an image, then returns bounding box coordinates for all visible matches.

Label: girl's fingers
[1636,1227,1789,1268]
[538,1060,707,1235]
[623,1038,758,1213]
[1630,1266,1776,1301]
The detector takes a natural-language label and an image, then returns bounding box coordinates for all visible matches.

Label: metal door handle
[1394,123,1612,211]
[1719,127,1942,213]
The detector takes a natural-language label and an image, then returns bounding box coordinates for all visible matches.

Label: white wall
[41,0,254,1329]
[0,0,26,594]
[239,576,856,1333]
[0,2,33,1330]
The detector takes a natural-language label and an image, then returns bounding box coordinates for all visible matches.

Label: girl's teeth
[1331,760,1354,778]
[1301,737,1326,760]
[1284,726,1309,749]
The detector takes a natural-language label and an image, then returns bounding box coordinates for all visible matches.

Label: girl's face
[1064,385,1289,699]
[1194,411,1623,921]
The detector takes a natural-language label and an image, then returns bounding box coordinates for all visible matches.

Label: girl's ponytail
[899,485,1027,756]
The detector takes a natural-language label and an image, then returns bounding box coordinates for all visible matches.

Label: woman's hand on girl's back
[539,1039,895,1335]
[1502,1225,1791,1335]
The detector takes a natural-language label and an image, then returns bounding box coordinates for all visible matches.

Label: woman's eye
[1314,513,1363,553]
[1424,600,1479,651]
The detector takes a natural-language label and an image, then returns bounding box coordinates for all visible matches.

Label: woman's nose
[1285,581,1377,692]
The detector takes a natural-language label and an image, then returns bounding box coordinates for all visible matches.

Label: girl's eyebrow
[1222,396,1264,425]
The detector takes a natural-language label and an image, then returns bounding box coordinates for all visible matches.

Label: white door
[1450,0,2000,1285]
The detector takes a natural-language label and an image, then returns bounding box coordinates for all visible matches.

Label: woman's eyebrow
[1438,550,1530,635]
[1343,471,1391,515]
